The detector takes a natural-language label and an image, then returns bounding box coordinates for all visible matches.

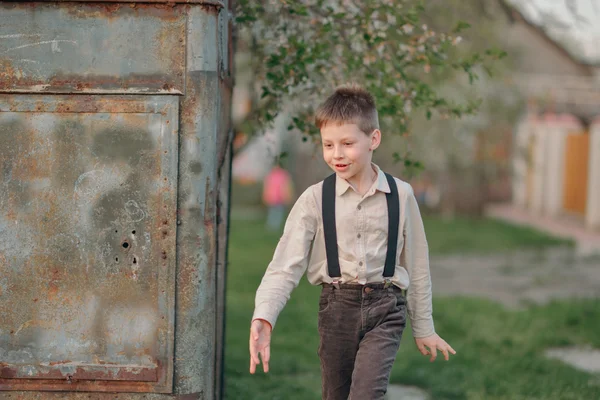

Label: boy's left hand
[415,333,456,362]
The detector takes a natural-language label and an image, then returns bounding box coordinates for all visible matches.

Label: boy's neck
[345,164,378,196]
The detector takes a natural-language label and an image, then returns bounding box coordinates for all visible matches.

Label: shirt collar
[335,163,391,196]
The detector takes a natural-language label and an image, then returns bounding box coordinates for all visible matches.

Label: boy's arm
[401,184,435,338]
[252,188,317,329]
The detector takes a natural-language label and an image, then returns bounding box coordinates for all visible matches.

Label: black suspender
[322,173,341,278]
[322,172,400,283]
[383,173,400,279]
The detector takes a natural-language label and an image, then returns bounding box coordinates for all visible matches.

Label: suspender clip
[383,279,392,289]
[332,278,341,290]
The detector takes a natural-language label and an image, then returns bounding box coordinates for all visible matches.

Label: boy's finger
[448,345,457,355]
[250,352,259,367]
[249,341,260,366]
[262,347,270,373]
[417,342,429,356]
[440,347,449,361]
[249,356,257,374]
[429,347,438,362]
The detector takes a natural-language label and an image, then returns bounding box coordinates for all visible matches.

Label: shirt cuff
[411,318,435,338]
[252,308,279,331]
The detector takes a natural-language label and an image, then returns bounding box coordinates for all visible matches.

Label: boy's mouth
[334,163,350,171]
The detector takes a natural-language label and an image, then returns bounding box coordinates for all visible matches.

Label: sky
[509,0,600,63]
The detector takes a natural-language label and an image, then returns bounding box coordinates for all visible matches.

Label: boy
[249,84,455,399]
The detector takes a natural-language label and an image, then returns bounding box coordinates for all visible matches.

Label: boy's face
[320,123,381,182]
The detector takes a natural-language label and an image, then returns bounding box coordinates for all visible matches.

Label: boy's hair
[315,84,379,134]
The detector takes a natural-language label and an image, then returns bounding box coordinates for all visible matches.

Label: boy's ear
[370,129,381,151]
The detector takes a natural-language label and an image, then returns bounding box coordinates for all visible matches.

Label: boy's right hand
[249,319,272,374]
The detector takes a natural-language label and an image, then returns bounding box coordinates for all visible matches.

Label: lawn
[421,214,574,255]
[224,212,597,400]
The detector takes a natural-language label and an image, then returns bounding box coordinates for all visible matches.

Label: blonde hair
[315,84,379,134]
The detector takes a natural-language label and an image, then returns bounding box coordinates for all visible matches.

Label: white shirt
[252,164,435,338]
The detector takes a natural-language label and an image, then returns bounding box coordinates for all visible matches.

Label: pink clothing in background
[263,167,293,206]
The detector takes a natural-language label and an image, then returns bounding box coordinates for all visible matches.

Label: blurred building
[501,3,600,232]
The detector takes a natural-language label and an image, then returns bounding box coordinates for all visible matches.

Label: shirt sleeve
[400,184,435,338]
[252,187,317,330]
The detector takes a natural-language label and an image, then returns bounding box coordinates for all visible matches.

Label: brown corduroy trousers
[317,283,407,400]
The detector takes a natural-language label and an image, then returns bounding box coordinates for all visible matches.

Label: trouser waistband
[322,282,389,290]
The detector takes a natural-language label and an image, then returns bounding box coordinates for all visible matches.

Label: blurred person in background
[262,165,294,231]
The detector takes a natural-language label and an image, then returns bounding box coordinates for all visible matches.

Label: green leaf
[453,21,471,33]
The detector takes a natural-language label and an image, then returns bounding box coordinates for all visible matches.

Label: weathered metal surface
[0,95,178,393]
[0,3,186,94]
[171,6,220,397]
[215,1,234,397]
[0,0,234,397]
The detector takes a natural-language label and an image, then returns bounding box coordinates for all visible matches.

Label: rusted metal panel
[0,3,186,94]
[0,0,233,397]
[0,95,178,393]
[171,6,220,397]
[215,1,234,397]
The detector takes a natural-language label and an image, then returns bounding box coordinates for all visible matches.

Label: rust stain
[47,282,59,301]
[62,2,187,18]
[1,95,156,113]
[0,73,183,94]
[48,360,73,366]
[154,20,186,79]
[0,60,18,82]
[0,378,158,393]
[0,361,168,392]
[0,362,158,382]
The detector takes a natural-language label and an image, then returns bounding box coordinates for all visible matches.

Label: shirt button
[359,261,363,266]
[357,205,362,210]
[357,233,361,239]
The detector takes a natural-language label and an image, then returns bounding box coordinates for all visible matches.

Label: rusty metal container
[0,1,233,399]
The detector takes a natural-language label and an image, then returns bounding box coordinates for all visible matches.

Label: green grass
[422,215,574,255]
[224,214,595,400]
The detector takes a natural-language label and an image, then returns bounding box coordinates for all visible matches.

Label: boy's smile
[333,163,349,172]
[320,123,381,194]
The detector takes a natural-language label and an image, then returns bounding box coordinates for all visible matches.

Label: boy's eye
[324,144,333,148]
[344,142,353,146]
